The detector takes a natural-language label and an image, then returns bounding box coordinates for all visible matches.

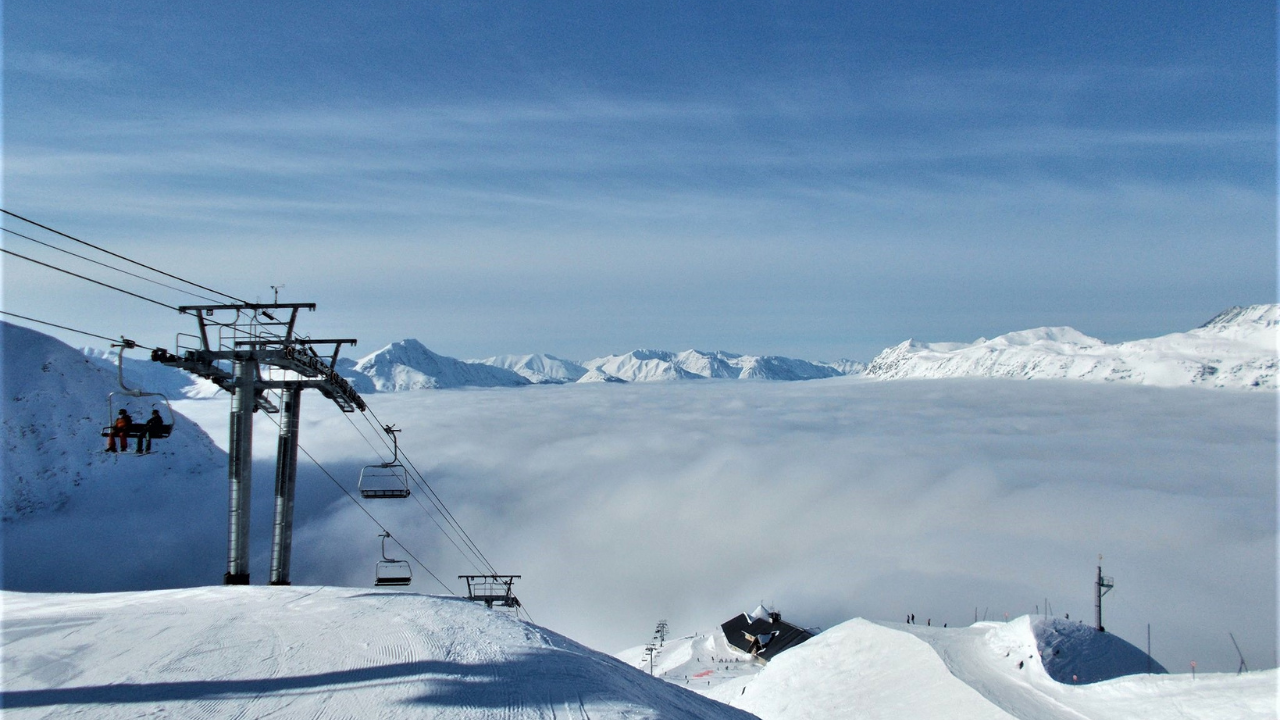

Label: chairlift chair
[99,339,175,448]
[358,425,410,499]
[375,532,412,587]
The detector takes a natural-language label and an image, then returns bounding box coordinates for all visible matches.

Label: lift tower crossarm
[178,303,316,348]
[156,301,363,586]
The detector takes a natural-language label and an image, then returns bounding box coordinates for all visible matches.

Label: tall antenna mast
[1095,554,1114,632]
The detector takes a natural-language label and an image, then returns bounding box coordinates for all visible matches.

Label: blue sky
[3,1,1275,361]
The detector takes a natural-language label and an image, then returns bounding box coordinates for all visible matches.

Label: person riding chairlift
[106,409,132,453]
[139,409,164,455]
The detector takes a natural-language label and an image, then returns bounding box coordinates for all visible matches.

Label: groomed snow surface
[6,588,1272,720]
[1,586,756,720]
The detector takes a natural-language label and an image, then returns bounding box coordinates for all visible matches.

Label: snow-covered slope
[80,346,207,398]
[0,586,757,720]
[333,356,377,393]
[2,322,224,521]
[352,339,531,391]
[582,349,706,382]
[472,353,588,384]
[817,358,866,376]
[866,304,1278,390]
[581,349,844,383]
[674,616,1271,720]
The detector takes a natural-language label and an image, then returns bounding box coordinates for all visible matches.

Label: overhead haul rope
[1,208,247,304]
[257,403,455,595]
[336,409,488,575]
[1,248,180,311]
[0,310,154,349]
[360,405,501,576]
[258,369,489,580]
[1,226,222,304]
[2,211,502,600]
[354,409,495,575]
[0,212,283,345]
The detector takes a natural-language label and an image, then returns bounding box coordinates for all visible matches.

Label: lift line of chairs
[95,340,424,590]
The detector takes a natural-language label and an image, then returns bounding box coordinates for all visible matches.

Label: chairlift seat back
[376,560,412,586]
[100,423,174,440]
[359,463,411,499]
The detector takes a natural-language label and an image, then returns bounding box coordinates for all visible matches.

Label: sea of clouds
[6,376,1273,675]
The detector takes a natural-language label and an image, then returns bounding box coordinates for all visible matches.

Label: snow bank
[694,616,1274,720]
[0,586,757,720]
[1033,616,1167,683]
[712,618,1016,719]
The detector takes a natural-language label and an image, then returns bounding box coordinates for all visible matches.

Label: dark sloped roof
[719,612,814,661]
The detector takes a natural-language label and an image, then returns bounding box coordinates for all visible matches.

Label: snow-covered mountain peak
[867,305,1277,390]
[582,348,844,383]
[356,338,440,368]
[1198,303,1278,331]
[987,326,1103,348]
[471,353,588,384]
[353,339,530,391]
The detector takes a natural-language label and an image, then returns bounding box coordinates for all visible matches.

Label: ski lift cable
[397,449,499,576]
[0,310,157,350]
[0,212,290,345]
[360,406,500,576]
[337,410,486,575]
[349,410,492,576]
[351,408,497,577]
[257,404,456,595]
[1,248,181,311]
[0,245,285,345]
[399,452,498,576]
[346,414,488,575]
[0,208,247,304]
[1,227,223,304]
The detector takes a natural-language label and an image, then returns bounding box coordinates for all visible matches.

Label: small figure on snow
[106,409,132,452]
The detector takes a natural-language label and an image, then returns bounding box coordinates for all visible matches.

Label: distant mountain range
[79,304,1277,394]
[864,304,1276,390]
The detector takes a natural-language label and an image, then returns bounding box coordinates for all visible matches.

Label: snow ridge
[581,349,845,383]
[471,353,588,384]
[866,304,1278,390]
[352,339,531,391]
[3,323,224,520]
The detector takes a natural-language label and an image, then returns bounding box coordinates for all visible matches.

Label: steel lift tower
[152,303,365,585]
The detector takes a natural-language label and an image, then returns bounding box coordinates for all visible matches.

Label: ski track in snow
[1,586,759,720]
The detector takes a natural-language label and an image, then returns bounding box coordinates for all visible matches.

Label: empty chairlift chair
[358,425,410,499]
[100,339,175,452]
[375,532,412,587]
